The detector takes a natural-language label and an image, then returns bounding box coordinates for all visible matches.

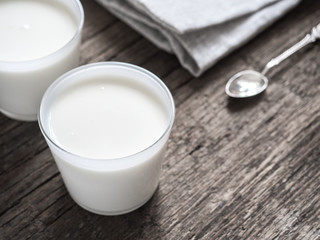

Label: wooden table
[1,0,320,239]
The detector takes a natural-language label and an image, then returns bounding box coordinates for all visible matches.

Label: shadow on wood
[226,92,265,112]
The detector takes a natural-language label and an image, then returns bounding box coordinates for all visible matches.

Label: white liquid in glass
[0,0,77,61]
[49,76,169,159]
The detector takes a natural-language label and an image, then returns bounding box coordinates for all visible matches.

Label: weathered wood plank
[81,0,117,42]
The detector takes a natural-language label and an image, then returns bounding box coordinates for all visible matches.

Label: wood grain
[1,0,320,239]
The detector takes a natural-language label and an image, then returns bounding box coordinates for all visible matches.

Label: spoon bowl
[225,70,268,98]
[225,23,320,98]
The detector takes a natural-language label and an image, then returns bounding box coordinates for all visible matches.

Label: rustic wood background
[1,0,320,239]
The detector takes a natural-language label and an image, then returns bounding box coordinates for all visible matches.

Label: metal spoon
[225,23,320,98]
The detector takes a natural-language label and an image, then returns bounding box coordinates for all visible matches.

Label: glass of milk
[0,0,84,121]
[39,62,175,215]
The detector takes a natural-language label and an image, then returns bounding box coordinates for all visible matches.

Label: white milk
[49,76,169,159]
[0,0,84,121]
[0,0,77,61]
[39,62,175,215]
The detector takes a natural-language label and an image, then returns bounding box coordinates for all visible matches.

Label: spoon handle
[262,23,320,75]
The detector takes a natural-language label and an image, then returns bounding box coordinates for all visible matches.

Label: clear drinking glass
[38,62,175,215]
[0,0,84,121]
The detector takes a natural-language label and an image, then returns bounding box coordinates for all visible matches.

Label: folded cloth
[95,0,301,77]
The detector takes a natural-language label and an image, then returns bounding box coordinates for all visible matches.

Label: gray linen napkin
[95,0,300,77]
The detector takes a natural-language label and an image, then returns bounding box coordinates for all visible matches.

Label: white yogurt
[39,62,175,215]
[0,0,77,61]
[50,76,169,159]
[0,0,84,121]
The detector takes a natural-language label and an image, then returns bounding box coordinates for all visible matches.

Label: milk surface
[0,0,77,61]
[49,76,169,159]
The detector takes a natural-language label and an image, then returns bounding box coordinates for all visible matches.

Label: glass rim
[0,0,84,67]
[38,61,175,166]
